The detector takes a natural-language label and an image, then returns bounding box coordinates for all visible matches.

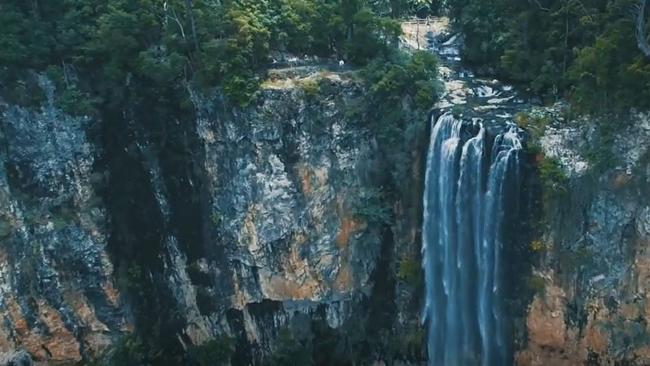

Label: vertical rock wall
[0,71,429,365]
[517,111,650,365]
[0,77,127,365]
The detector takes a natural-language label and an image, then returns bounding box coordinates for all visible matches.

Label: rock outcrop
[517,111,650,365]
[173,71,393,354]
[0,69,428,364]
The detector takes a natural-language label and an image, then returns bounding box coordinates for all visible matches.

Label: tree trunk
[563,9,569,76]
[185,0,200,52]
[637,0,650,58]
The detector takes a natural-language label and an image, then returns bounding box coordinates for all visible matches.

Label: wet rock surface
[429,29,532,133]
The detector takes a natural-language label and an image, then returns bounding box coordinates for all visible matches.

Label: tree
[448,0,650,111]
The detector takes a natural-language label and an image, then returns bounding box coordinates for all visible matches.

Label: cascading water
[422,113,523,366]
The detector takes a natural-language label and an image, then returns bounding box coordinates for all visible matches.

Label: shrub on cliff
[87,335,147,366]
[188,336,236,366]
[398,256,422,286]
[538,156,569,217]
[352,188,393,224]
[268,328,313,366]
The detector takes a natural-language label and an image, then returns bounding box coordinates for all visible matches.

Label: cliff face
[194,72,381,316]
[0,76,127,365]
[9,22,649,366]
[517,111,650,365]
[170,70,417,360]
[0,70,427,365]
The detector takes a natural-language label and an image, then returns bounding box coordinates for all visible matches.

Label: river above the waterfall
[414,20,534,133]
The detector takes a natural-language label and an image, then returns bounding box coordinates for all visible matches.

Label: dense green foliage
[586,119,619,171]
[360,49,440,191]
[363,50,440,110]
[0,0,421,108]
[88,334,235,366]
[397,256,422,286]
[538,157,569,212]
[262,319,425,366]
[188,337,236,366]
[448,0,650,112]
[87,335,147,366]
[267,329,314,366]
[369,0,442,17]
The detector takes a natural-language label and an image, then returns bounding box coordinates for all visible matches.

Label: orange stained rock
[526,283,567,350]
[102,280,121,307]
[334,261,353,292]
[336,216,365,248]
[266,275,319,300]
[610,172,633,190]
[62,290,109,332]
[299,166,312,195]
[4,297,81,363]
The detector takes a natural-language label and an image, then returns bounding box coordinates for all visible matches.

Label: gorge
[1,2,650,365]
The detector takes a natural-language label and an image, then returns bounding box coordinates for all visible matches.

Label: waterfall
[422,113,522,366]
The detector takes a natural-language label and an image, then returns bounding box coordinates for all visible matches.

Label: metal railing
[402,16,434,25]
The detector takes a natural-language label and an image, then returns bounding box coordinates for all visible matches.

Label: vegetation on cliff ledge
[0,0,439,109]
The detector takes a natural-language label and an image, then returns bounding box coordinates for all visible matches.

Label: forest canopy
[0,0,437,109]
[447,0,650,112]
